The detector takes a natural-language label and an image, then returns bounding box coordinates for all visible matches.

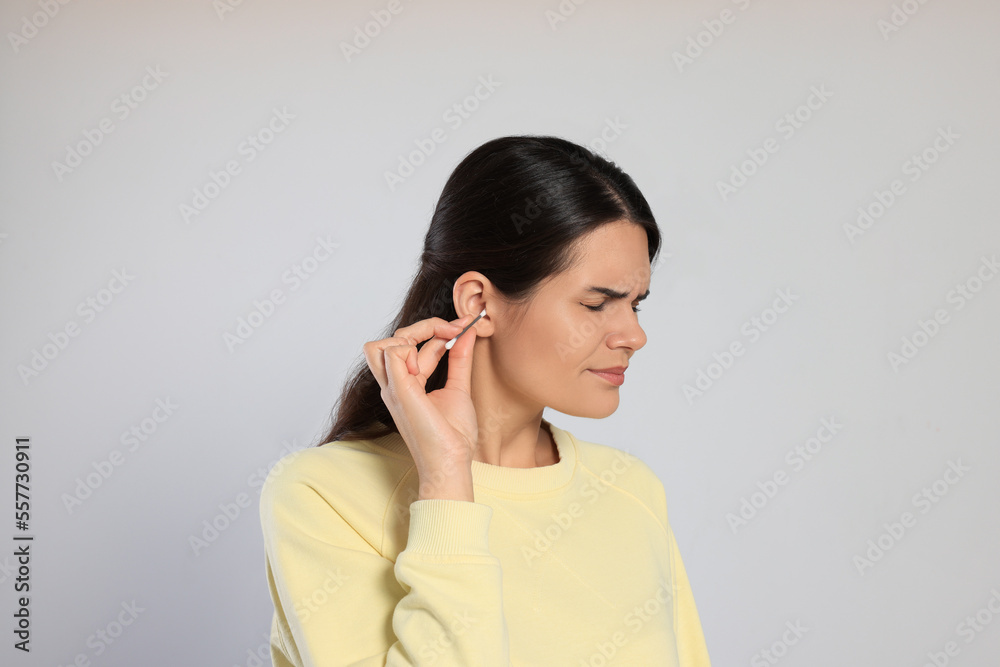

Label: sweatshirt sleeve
[260,469,510,667]
[645,469,711,666]
[667,527,712,667]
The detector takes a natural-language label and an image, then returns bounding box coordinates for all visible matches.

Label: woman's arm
[260,468,510,667]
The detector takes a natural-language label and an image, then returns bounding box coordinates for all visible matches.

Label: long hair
[315,134,662,446]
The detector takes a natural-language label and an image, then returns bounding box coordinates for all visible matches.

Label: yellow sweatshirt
[258,418,711,666]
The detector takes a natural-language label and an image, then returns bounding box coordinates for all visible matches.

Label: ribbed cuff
[404,499,494,555]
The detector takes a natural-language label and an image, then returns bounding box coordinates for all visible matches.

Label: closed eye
[584,303,641,313]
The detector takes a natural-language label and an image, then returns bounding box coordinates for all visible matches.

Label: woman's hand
[363,313,481,501]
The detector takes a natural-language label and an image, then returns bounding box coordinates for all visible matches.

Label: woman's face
[476,220,651,419]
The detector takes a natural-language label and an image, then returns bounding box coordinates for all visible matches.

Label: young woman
[259,135,711,666]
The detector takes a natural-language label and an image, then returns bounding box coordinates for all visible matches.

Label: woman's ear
[453,272,495,338]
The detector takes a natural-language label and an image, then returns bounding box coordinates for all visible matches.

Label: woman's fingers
[364,315,471,391]
[414,314,473,377]
[398,314,471,380]
[393,316,468,347]
[443,315,477,395]
[383,344,418,402]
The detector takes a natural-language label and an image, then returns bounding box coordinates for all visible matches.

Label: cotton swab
[444,308,486,350]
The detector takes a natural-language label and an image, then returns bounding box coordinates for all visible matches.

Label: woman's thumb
[444,321,476,394]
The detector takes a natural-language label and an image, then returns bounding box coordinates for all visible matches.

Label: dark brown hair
[315,134,661,446]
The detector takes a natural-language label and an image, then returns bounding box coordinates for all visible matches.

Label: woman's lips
[588,369,625,386]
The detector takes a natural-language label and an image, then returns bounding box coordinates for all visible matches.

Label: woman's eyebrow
[584,286,651,301]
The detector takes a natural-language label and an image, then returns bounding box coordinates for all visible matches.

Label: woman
[259,135,711,666]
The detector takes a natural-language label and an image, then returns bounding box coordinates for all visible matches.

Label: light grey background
[2,0,999,665]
